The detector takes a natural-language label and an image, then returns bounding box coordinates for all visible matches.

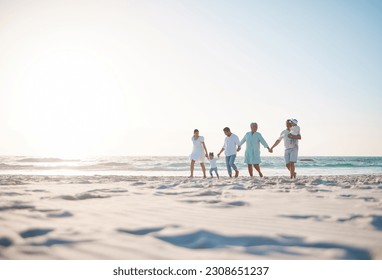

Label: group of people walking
[190,119,301,179]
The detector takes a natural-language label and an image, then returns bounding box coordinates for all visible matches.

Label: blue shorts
[284,147,298,163]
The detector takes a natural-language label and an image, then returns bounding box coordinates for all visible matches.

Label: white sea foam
[0,156,381,176]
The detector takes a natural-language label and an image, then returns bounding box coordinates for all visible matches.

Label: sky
[0,0,381,157]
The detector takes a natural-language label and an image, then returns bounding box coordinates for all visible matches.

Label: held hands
[237,146,241,152]
[268,147,273,153]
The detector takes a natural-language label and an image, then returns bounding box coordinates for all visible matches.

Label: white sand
[1,174,382,259]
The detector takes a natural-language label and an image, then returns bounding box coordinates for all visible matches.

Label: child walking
[207,152,219,179]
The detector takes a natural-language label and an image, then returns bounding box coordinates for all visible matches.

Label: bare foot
[259,172,263,178]
[234,170,239,178]
[188,175,194,178]
[293,172,297,179]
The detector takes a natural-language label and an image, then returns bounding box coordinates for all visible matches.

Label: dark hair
[209,152,214,156]
[194,129,199,133]
[223,127,230,132]
[286,120,292,128]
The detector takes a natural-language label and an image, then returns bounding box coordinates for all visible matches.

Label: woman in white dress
[190,129,208,178]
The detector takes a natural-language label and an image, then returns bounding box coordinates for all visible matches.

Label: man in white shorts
[270,119,301,179]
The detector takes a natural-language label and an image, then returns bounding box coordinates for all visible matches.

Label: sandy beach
[1,174,382,260]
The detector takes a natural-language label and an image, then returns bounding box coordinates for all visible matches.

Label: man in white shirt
[270,119,301,179]
[217,127,241,178]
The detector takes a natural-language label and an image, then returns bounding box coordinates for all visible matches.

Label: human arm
[287,134,301,140]
[237,134,246,152]
[217,139,226,157]
[237,139,244,152]
[217,147,225,157]
[270,131,285,153]
[201,141,208,158]
[269,139,281,153]
[258,133,271,152]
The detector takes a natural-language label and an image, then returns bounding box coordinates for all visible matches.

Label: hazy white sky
[1,0,381,157]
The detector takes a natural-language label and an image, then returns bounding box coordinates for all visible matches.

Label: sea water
[0,156,381,176]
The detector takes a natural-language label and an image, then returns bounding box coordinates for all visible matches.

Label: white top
[208,158,218,169]
[223,133,240,156]
[190,136,205,161]
[290,125,300,136]
[278,129,298,149]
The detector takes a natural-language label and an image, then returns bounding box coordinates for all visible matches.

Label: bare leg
[247,164,253,177]
[234,169,239,178]
[189,160,195,178]
[200,163,207,179]
[253,164,263,177]
[290,162,296,179]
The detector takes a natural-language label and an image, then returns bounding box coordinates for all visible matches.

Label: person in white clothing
[217,127,240,178]
[189,129,208,178]
[289,119,300,146]
[207,152,219,179]
[270,119,301,179]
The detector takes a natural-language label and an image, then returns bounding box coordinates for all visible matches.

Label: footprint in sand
[280,214,331,221]
[154,230,371,259]
[47,211,73,218]
[26,189,49,193]
[229,185,248,190]
[0,202,35,212]
[310,179,336,186]
[370,215,382,231]
[0,237,13,247]
[131,181,147,186]
[117,225,180,236]
[188,190,222,197]
[179,199,248,208]
[337,214,382,231]
[359,197,378,202]
[337,194,357,199]
[29,238,91,247]
[0,192,29,196]
[337,214,364,223]
[87,188,128,194]
[155,191,195,196]
[20,228,54,238]
[54,193,110,200]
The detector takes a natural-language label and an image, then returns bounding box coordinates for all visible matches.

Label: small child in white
[207,152,219,179]
[289,119,300,146]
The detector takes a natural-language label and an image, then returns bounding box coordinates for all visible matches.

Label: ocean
[0,156,381,177]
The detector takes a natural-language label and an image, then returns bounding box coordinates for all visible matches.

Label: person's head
[223,127,231,136]
[286,119,292,129]
[209,152,214,159]
[290,119,298,127]
[250,122,258,132]
[193,129,199,137]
